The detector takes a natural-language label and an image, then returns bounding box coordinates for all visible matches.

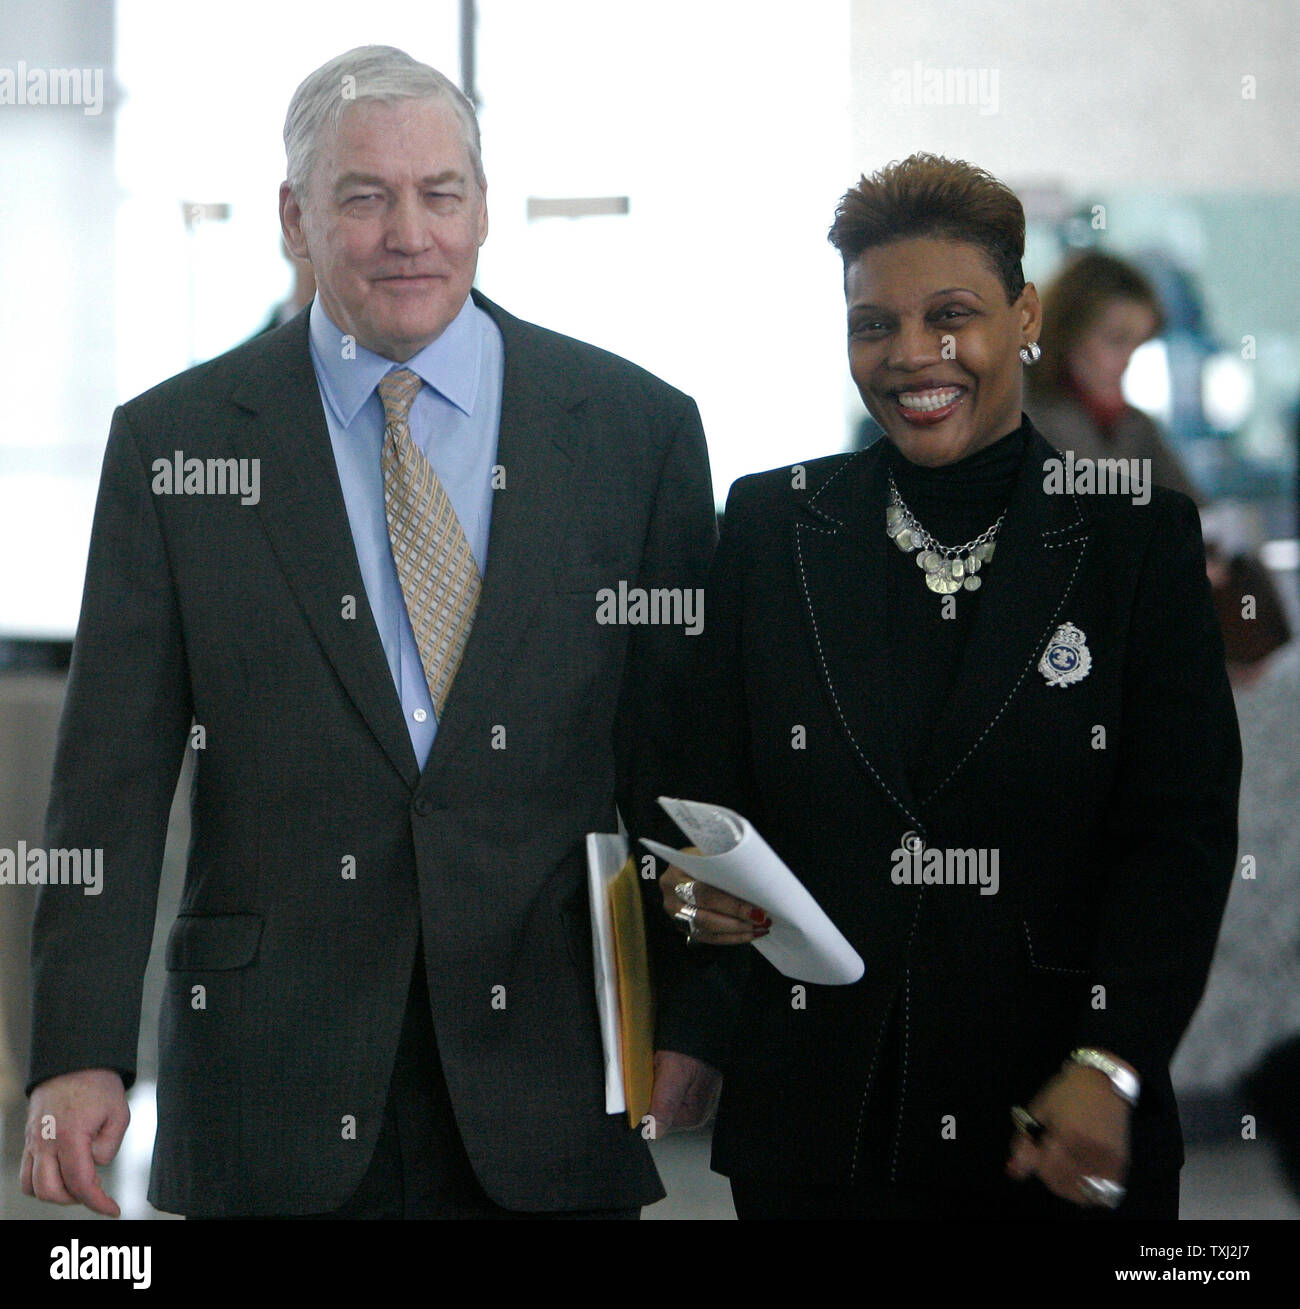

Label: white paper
[642,797,864,986]
[586,824,628,1115]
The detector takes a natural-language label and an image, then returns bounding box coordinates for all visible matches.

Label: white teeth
[897,387,961,412]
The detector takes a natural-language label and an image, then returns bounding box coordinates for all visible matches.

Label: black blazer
[679,421,1240,1194]
[29,293,717,1215]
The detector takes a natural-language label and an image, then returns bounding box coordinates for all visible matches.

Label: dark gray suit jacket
[29,292,718,1215]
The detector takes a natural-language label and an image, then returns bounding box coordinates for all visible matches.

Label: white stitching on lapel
[794,521,923,830]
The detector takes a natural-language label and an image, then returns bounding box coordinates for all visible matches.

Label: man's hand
[1006,1061,1132,1207]
[21,1068,130,1217]
[647,1050,722,1138]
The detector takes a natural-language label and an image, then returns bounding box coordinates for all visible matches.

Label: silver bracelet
[1068,1048,1140,1106]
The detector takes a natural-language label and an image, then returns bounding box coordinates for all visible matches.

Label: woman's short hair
[1031,251,1165,398]
[828,153,1026,302]
[284,45,484,197]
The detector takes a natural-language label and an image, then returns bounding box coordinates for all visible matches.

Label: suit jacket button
[901,830,924,855]
[413,797,432,816]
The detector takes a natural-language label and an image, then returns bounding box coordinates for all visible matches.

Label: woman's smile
[892,384,967,424]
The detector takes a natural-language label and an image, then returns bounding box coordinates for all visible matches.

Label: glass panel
[475,0,852,506]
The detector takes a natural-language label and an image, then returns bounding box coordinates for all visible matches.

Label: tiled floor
[2,1086,1295,1220]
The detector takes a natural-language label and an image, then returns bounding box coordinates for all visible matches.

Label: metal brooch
[1038,622,1092,687]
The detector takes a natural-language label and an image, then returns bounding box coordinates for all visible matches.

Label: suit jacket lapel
[412,292,582,783]
[912,428,1091,803]
[229,314,420,789]
[794,443,925,830]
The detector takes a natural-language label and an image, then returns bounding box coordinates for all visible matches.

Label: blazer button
[413,797,432,816]
[901,830,925,855]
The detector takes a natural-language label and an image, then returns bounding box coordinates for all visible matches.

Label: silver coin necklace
[886,474,1003,599]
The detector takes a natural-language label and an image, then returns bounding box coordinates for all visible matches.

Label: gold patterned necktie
[377,367,482,718]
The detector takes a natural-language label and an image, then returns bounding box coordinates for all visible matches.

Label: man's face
[845,236,1040,468]
[280,97,488,362]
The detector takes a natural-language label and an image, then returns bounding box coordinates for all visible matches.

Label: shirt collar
[308,293,485,427]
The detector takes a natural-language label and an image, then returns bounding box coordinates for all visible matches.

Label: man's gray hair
[284,45,484,196]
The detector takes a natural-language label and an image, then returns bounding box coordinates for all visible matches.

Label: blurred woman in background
[1027,251,1203,503]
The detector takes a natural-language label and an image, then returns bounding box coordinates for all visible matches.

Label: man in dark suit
[22,45,722,1218]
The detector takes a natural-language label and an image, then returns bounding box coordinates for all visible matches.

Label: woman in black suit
[661,154,1240,1220]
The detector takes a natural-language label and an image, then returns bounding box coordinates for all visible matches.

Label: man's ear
[280,182,311,261]
[477,181,489,247]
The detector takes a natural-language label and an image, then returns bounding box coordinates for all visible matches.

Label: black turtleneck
[883,418,1029,789]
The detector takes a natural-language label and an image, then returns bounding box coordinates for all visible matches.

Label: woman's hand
[1006,1061,1133,1208]
[659,855,772,945]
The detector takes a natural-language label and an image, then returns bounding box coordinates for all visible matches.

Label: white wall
[847,0,1299,191]
[475,0,854,507]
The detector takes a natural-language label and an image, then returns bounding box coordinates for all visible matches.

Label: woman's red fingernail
[749,908,767,925]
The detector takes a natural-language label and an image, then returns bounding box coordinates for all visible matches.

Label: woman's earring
[1019,341,1042,366]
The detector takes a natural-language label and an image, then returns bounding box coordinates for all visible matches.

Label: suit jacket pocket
[1020,915,1092,977]
[165,913,264,971]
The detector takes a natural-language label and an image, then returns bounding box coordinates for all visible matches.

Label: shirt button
[901,831,924,855]
[413,709,428,723]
